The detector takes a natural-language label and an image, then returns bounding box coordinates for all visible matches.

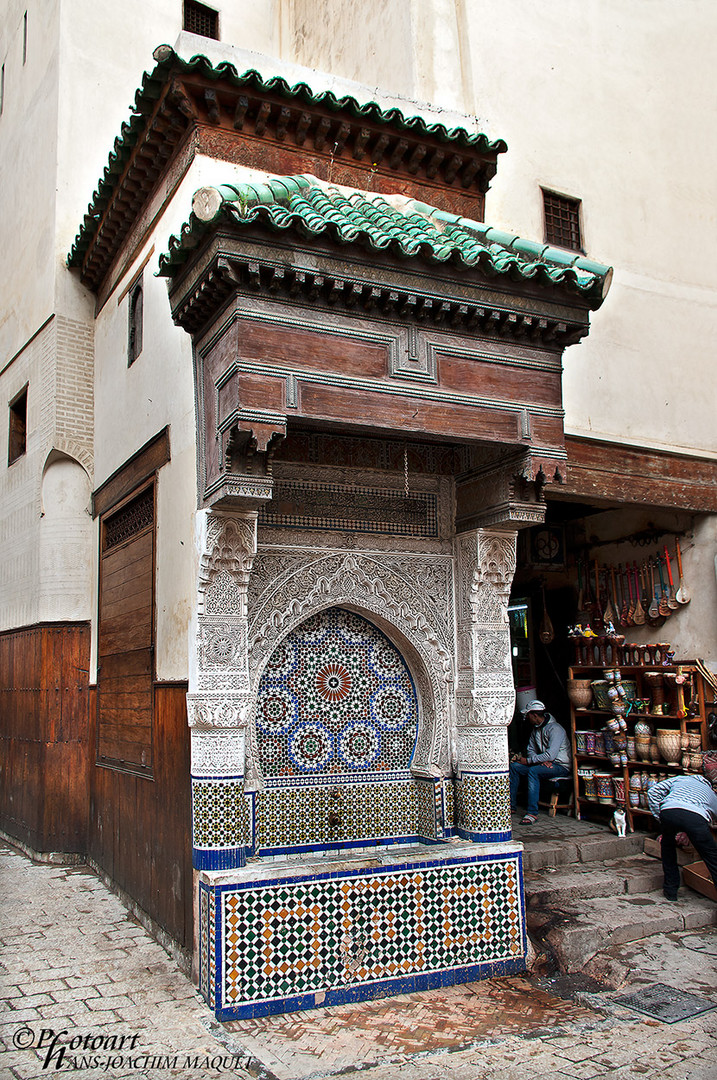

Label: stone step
[529,889,717,973]
[522,831,644,871]
[524,853,664,906]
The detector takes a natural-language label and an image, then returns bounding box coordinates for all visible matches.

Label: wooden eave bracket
[171,252,589,348]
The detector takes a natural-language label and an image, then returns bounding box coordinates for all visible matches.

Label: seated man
[509,699,572,825]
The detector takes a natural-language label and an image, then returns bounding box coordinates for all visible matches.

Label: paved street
[1,839,716,1080]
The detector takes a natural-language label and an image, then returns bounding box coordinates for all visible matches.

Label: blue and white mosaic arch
[256,607,418,780]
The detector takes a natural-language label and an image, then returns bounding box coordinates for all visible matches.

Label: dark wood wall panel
[89,684,192,949]
[0,624,90,853]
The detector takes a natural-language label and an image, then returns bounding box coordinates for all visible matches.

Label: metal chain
[404,443,409,496]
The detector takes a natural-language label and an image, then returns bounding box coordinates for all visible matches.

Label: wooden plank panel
[98,614,152,657]
[101,531,153,581]
[100,569,153,610]
[299,382,523,442]
[437,353,562,407]
[208,320,389,379]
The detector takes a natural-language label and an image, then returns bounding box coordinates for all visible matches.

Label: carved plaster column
[187,510,257,869]
[454,529,517,841]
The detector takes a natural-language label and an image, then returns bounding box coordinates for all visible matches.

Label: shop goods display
[567,659,710,829]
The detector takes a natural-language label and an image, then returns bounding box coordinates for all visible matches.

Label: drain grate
[614,983,717,1024]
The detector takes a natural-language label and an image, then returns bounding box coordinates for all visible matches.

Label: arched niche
[249,603,447,855]
[38,451,93,621]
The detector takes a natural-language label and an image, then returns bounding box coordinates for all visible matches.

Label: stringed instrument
[648,560,660,621]
[603,565,616,627]
[631,562,646,625]
[656,556,671,618]
[620,564,632,625]
[611,566,622,628]
[675,539,691,605]
[663,546,679,610]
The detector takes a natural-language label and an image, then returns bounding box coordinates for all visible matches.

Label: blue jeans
[660,807,717,898]
[510,761,571,816]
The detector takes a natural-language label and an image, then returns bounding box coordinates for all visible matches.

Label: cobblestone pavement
[2,841,717,1080]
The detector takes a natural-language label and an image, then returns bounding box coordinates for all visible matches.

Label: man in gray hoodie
[509,699,572,825]
[647,767,717,902]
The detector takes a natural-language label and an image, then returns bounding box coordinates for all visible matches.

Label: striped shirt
[647,774,717,826]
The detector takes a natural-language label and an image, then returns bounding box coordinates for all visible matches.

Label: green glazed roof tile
[159,173,613,304]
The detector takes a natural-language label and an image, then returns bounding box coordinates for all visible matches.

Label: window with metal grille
[184,0,219,39]
[542,190,583,252]
[8,386,27,465]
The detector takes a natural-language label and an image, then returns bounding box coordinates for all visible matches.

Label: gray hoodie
[526,714,572,770]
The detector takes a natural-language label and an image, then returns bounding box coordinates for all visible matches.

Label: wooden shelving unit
[568,661,710,831]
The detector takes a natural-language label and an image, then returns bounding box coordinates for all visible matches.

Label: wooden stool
[539,776,574,817]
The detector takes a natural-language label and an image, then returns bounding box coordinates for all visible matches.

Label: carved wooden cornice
[169,243,590,349]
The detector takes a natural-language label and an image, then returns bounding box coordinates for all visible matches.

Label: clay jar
[656,729,682,765]
[567,680,594,710]
[635,734,652,761]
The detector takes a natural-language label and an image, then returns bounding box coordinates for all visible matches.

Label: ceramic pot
[595,732,606,756]
[612,776,626,803]
[688,731,702,751]
[634,720,653,737]
[690,752,704,771]
[635,735,652,761]
[583,773,598,801]
[567,682,594,710]
[649,737,661,762]
[591,681,611,710]
[656,729,682,765]
[595,773,613,804]
[575,731,588,755]
[603,729,615,755]
[680,732,690,751]
[586,731,596,755]
[627,737,636,759]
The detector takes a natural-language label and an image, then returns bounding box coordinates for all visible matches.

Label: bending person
[509,699,572,825]
[647,765,717,902]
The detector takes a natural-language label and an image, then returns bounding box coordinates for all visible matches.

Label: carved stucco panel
[455,726,509,772]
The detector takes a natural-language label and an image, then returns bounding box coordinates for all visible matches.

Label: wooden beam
[560,435,717,513]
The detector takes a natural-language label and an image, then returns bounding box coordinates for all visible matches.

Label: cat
[613,807,627,837]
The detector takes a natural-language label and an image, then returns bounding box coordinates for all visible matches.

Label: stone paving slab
[2,838,717,1080]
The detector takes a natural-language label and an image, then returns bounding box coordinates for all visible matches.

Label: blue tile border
[256,833,444,857]
[193,846,248,870]
[213,956,527,1020]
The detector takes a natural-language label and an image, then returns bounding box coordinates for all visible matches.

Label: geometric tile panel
[415,778,439,841]
[455,772,511,837]
[256,607,418,779]
[192,778,252,849]
[444,778,456,830]
[255,779,433,852]
[214,851,524,1015]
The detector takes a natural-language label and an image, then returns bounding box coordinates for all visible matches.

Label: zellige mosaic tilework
[256,607,418,779]
[204,848,525,1019]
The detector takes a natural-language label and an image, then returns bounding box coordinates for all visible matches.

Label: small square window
[8,386,28,465]
[542,189,583,252]
[128,277,143,366]
[184,1,219,39]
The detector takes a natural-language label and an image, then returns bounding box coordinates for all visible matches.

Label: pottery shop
[507,487,717,831]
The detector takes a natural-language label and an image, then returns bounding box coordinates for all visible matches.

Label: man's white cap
[522,699,546,714]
